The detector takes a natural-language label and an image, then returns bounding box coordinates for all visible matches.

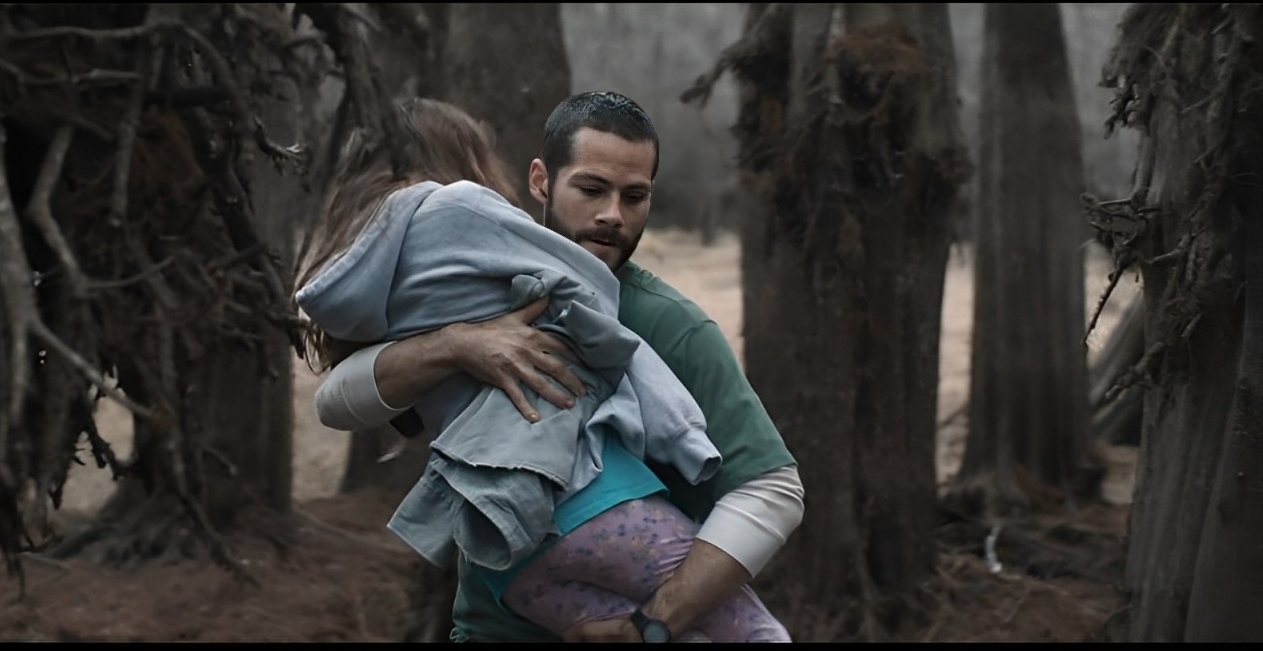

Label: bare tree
[0,2,428,595]
[685,3,970,641]
[1088,3,1262,641]
[945,3,1101,522]
[0,4,322,583]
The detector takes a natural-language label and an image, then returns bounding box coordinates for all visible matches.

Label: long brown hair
[294,98,521,372]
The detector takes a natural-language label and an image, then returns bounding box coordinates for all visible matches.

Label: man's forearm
[638,466,804,638]
[316,299,586,431]
[639,539,751,636]
[373,327,462,408]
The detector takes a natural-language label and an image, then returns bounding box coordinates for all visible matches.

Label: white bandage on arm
[314,341,409,431]
[695,465,805,577]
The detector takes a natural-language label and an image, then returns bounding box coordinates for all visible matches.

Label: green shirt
[449,261,796,642]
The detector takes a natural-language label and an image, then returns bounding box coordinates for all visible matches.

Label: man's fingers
[521,369,577,411]
[537,353,587,398]
[562,619,639,642]
[500,382,541,423]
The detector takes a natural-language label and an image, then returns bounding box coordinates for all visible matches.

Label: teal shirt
[450,261,797,642]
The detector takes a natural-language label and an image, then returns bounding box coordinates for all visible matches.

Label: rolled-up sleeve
[314,341,410,431]
[695,465,804,577]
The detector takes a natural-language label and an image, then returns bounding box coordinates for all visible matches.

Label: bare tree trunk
[441,3,571,221]
[946,3,1099,520]
[691,3,969,640]
[1092,3,1263,641]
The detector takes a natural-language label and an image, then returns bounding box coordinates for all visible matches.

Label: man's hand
[561,618,640,643]
[561,539,752,642]
[374,297,586,422]
[446,297,586,421]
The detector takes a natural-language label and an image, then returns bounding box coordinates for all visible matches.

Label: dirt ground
[0,228,1141,642]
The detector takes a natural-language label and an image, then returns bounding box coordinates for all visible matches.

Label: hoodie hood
[295,180,622,343]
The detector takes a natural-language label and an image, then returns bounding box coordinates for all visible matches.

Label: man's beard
[544,195,641,271]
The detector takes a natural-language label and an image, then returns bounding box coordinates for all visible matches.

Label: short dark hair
[540,91,660,181]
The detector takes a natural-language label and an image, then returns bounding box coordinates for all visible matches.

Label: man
[315,91,803,642]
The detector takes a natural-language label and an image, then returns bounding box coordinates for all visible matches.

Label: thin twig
[7,22,167,42]
[292,508,411,557]
[1002,584,1032,624]
[0,56,142,87]
[199,445,239,477]
[1084,268,1123,345]
[108,35,160,228]
[86,257,175,290]
[81,413,125,480]
[1104,341,1168,403]
[28,320,162,423]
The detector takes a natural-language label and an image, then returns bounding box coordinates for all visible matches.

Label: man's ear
[528,159,550,204]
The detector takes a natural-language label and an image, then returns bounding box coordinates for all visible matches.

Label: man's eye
[626,194,648,204]
[580,187,602,196]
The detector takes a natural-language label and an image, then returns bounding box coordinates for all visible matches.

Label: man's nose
[595,196,624,228]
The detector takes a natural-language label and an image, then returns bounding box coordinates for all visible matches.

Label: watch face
[632,610,672,643]
[642,620,671,643]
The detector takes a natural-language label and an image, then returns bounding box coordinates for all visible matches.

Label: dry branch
[28,320,161,423]
[0,123,36,458]
[24,126,88,298]
[296,2,409,177]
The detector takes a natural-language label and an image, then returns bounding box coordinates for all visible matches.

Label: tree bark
[1088,296,1144,446]
[1095,3,1263,641]
[717,3,969,640]
[441,3,571,220]
[946,3,1099,520]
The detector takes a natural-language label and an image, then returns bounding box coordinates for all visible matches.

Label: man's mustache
[577,226,628,248]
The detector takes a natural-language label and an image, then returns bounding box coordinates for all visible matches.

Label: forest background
[2,2,1258,643]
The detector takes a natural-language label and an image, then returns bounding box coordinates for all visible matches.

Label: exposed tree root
[44,493,256,588]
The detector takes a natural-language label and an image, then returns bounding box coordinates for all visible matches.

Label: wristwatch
[630,608,672,643]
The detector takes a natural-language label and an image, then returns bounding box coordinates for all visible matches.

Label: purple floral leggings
[502,495,791,642]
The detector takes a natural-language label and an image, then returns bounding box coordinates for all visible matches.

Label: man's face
[528,128,655,272]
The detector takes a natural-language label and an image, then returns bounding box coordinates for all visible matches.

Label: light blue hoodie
[295,180,721,570]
